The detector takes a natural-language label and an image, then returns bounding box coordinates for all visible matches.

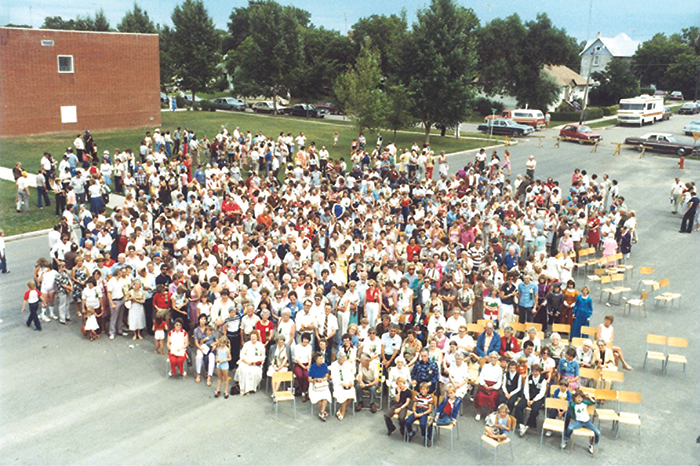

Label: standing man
[107,268,128,340]
[517,274,538,324]
[54,261,73,325]
[16,171,30,213]
[36,168,51,209]
[680,190,699,234]
[73,134,85,162]
[670,178,684,215]
[525,155,537,180]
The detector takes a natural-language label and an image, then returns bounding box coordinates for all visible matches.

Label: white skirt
[84,315,99,331]
[267,366,288,377]
[309,383,332,404]
[333,384,356,404]
[236,363,262,393]
[128,302,146,330]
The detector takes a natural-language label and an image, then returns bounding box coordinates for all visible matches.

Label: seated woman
[474,352,503,421]
[499,326,520,357]
[596,315,633,371]
[521,327,542,354]
[447,352,471,399]
[308,351,332,421]
[484,403,516,442]
[595,339,618,372]
[548,332,566,364]
[330,352,356,420]
[292,333,313,402]
[167,318,189,377]
[540,346,557,382]
[435,384,462,427]
[237,330,266,395]
[401,329,423,367]
[387,357,412,397]
[267,335,291,394]
[194,317,216,386]
[557,347,580,390]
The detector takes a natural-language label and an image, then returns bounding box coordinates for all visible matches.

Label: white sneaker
[109,335,115,340]
[561,441,567,450]
[545,430,552,437]
[520,425,529,436]
[42,316,51,322]
[588,444,595,455]
[475,414,481,421]
[51,315,58,320]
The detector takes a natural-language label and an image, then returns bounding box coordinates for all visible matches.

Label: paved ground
[1,115,699,465]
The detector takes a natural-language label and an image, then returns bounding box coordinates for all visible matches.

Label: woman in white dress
[127,280,146,340]
[237,330,266,395]
[447,352,471,398]
[330,352,356,420]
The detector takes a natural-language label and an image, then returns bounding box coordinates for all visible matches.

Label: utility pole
[580,45,601,124]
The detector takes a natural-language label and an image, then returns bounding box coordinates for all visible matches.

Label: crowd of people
[22,122,643,453]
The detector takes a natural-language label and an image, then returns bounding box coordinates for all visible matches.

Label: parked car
[252,101,286,114]
[160,92,169,104]
[477,118,534,136]
[654,89,667,97]
[485,109,545,128]
[559,124,602,144]
[662,107,673,121]
[668,91,684,100]
[211,97,246,111]
[314,102,344,115]
[683,120,700,136]
[286,104,327,118]
[180,91,202,102]
[624,132,698,156]
[678,103,700,115]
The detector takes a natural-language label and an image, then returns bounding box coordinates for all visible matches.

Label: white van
[618,95,665,126]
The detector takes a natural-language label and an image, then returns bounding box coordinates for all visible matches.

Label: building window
[60,106,77,124]
[58,55,74,73]
[593,55,600,66]
[41,40,54,47]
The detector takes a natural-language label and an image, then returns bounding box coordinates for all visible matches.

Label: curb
[445,142,517,157]
[6,228,51,243]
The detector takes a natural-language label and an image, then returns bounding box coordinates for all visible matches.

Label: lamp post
[579,45,601,124]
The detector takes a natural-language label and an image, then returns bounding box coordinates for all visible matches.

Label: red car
[559,124,602,144]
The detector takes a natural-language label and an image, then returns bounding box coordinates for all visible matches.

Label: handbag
[313,380,329,391]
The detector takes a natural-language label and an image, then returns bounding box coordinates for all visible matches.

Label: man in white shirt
[107,268,129,339]
[315,303,338,355]
[449,325,475,353]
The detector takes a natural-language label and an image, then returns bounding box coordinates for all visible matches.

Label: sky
[1,0,698,43]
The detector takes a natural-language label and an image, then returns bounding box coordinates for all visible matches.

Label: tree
[384,84,416,141]
[42,16,75,30]
[351,13,408,80]
[334,45,387,134]
[404,0,479,143]
[159,26,177,91]
[296,26,355,99]
[589,59,640,106]
[170,0,221,102]
[118,3,156,34]
[3,24,32,28]
[41,10,110,31]
[477,13,579,111]
[227,0,304,113]
[664,51,700,100]
[632,33,688,87]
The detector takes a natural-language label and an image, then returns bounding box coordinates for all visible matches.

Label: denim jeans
[26,302,41,330]
[405,410,432,439]
[565,420,600,444]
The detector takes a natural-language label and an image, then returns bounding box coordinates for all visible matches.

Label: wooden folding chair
[624,292,648,320]
[524,322,543,333]
[654,279,682,310]
[636,267,657,292]
[551,323,571,338]
[272,371,296,419]
[601,274,631,305]
[665,337,688,376]
[479,435,514,462]
[579,368,601,389]
[601,369,624,390]
[615,391,642,444]
[594,389,619,430]
[467,323,484,336]
[586,268,605,286]
[570,337,586,348]
[570,404,596,456]
[476,319,489,328]
[540,397,568,444]
[643,334,667,372]
[580,326,597,339]
[510,322,526,334]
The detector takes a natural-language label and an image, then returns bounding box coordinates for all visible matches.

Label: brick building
[0,27,160,137]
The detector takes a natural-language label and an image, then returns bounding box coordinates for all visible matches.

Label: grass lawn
[0,180,58,237]
[588,119,618,129]
[0,111,500,173]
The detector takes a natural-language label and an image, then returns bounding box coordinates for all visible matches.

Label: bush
[473,97,505,117]
[175,96,187,109]
[602,104,618,116]
[550,107,604,122]
[640,87,655,95]
[198,100,216,112]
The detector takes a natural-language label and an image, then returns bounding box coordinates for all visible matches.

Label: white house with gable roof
[580,33,641,79]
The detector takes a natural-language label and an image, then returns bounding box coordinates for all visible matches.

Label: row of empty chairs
[644,334,688,375]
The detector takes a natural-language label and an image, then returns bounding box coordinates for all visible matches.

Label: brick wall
[0,27,161,137]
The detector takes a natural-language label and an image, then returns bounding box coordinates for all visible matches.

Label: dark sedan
[211,97,246,111]
[286,104,327,118]
[624,132,698,156]
[678,103,700,115]
[476,118,534,136]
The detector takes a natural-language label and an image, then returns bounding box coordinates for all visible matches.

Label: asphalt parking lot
[0,114,698,465]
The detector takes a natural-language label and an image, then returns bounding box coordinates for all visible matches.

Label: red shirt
[255,320,274,344]
[24,289,42,303]
[407,244,421,261]
[153,291,172,310]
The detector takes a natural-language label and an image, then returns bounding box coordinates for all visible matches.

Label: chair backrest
[667,337,688,349]
[601,369,624,383]
[639,267,653,276]
[497,328,505,337]
[651,283,660,292]
[594,388,618,402]
[477,319,489,328]
[544,397,569,412]
[586,404,596,416]
[611,273,624,282]
[273,371,293,386]
[479,357,486,368]
[594,268,606,276]
[580,386,595,397]
[639,291,649,300]
[580,326,597,338]
[614,252,623,261]
[536,331,545,340]
[468,323,484,335]
[579,367,601,382]
[524,322,543,333]
[646,334,667,346]
[571,337,586,348]
[617,390,642,405]
[510,322,526,333]
[600,275,612,285]
[658,278,670,288]
[552,323,571,335]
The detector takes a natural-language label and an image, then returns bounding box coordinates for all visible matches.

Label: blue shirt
[558,358,579,378]
[308,362,328,379]
[411,359,439,390]
[517,282,537,308]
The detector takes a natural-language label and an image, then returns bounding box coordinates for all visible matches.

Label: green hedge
[550,107,605,122]
[198,100,216,112]
[602,105,618,116]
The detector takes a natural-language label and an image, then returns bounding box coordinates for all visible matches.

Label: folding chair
[601,274,631,305]
[540,397,568,445]
[600,369,624,390]
[586,267,605,285]
[569,404,596,456]
[593,389,619,430]
[551,323,571,339]
[654,279,682,310]
[431,397,459,451]
[580,326,597,339]
[636,267,656,292]
[615,391,642,444]
[579,368,601,389]
[360,364,384,411]
[272,371,297,419]
[597,275,612,300]
[624,292,648,320]
[510,322,526,335]
[524,322,543,333]
[467,323,484,336]
[643,334,667,372]
[570,337,586,348]
[479,435,514,462]
[665,337,688,376]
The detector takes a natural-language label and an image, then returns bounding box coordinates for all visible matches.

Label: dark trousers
[514,397,545,427]
[54,193,66,217]
[405,410,432,440]
[227,333,241,368]
[26,302,41,330]
[384,402,408,433]
[144,298,154,335]
[518,305,533,324]
[498,393,521,412]
[680,210,696,233]
[37,187,50,208]
[0,254,6,273]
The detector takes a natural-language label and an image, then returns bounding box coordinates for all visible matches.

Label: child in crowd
[562,390,599,455]
[214,336,232,399]
[84,306,100,341]
[22,281,42,331]
[153,315,168,355]
[484,403,516,441]
[404,382,434,445]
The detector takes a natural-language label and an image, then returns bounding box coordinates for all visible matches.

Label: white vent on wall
[41,40,54,46]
